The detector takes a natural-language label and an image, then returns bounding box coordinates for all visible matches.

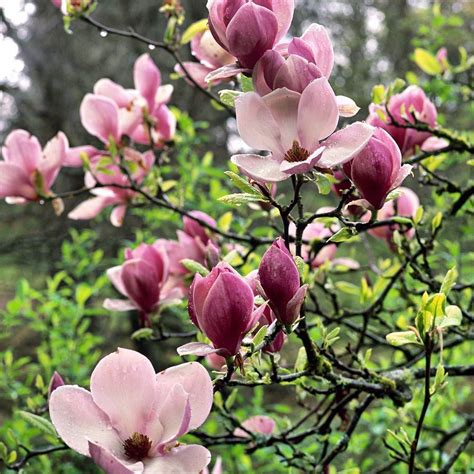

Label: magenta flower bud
[48,371,65,399]
[369,187,420,242]
[258,238,307,325]
[183,211,216,246]
[367,85,438,157]
[188,263,262,356]
[208,0,294,69]
[343,128,412,210]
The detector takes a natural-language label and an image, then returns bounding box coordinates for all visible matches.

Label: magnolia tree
[0,1,473,473]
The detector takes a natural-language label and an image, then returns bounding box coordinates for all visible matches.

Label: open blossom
[82,54,175,147]
[234,415,276,437]
[343,128,413,210]
[0,129,66,203]
[259,238,307,326]
[49,348,213,473]
[68,148,154,227]
[367,85,446,157]
[369,187,420,242]
[231,78,374,183]
[178,263,266,357]
[177,28,236,88]
[207,0,294,69]
[158,211,219,282]
[104,243,183,326]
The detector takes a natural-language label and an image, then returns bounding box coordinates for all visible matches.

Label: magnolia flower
[231,78,374,182]
[369,187,420,242]
[68,148,154,227]
[343,128,413,210]
[0,129,66,203]
[207,0,294,69]
[234,415,276,437]
[367,85,447,157]
[178,263,266,357]
[49,348,213,473]
[83,54,175,147]
[104,243,183,326]
[259,238,308,326]
[177,29,236,88]
[203,457,223,474]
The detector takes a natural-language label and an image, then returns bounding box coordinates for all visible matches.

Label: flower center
[284,141,310,163]
[123,432,152,461]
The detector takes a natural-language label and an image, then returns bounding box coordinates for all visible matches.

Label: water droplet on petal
[148,44,156,51]
[100,30,108,38]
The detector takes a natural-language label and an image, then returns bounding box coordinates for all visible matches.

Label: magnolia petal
[204,64,250,83]
[49,386,121,457]
[111,204,127,227]
[88,442,143,474]
[300,23,334,77]
[336,95,360,117]
[318,122,374,168]
[421,136,450,152]
[177,342,220,357]
[2,129,42,173]
[279,147,324,175]
[93,79,134,108]
[391,164,413,189]
[144,445,211,474]
[103,298,138,312]
[68,196,118,221]
[286,284,308,324]
[90,348,157,439]
[134,54,161,111]
[0,163,36,200]
[231,154,288,183]
[155,362,213,430]
[80,94,120,144]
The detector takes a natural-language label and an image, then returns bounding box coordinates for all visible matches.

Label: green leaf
[386,331,420,346]
[440,267,457,296]
[218,89,241,108]
[431,212,443,231]
[225,388,238,409]
[371,84,386,104]
[224,171,262,196]
[218,212,233,233]
[327,227,357,243]
[181,19,208,44]
[131,328,154,341]
[252,325,268,349]
[413,48,442,75]
[17,411,57,437]
[294,347,308,372]
[219,193,269,206]
[437,305,462,329]
[294,256,306,279]
[414,206,424,225]
[314,172,335,195]
[75,283,93,306]
[430,363,448,395]
[240,75,254,93]
[391,217,413,226]
[180,259,209,276]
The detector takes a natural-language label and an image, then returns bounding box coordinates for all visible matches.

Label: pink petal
[0,163,36,200]
[272,0,295,42]
[143,445,211,474]
[177,342,220,357]
[336,95,360,117]
[204,63,250,83]
[93,79,134,108]
[111,204,127,227]
[103,298,138,312]
[80,94,120,144]
[156,384,191,447]
[235,93,284,157]
[2,129,41,174]
[90,348,157,439]
[106,265,127,297]
[119,107,142,138]
[49,386,121,457]
[40,131,67,189]
[299,23,334,77]
[280,147,324,175]
[297,77,338,150]
[286,284,308,325]
[252,50,285,96]
[392,164,413,189]
[231,154,288,183]
[134,54,161,111]
[318,122,374,168]
[88,442,143,474]
[68,196,118,221]
[64,145,101,167]
[176,62,213,89]
[155,362,213,431]
[421,136,449,152]
[155,84,174,106]
[263,87,301,152]
[235,415,276,437]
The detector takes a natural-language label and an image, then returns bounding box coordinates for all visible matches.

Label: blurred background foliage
[0,0,473,473]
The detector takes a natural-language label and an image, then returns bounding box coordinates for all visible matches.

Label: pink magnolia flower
[178,263,266,358]
[158,211,219,281]
[68,148,154,227]
[342,128,413,210]
[367,85,445,157]
[234,415,276,437]
[83,54,175,147]
[259,238,308,326]
[0,129,66,203]
[253,24,334,94]
[104,243,183,326]
[231,78,374,182]
[207,0,294,69]
[49,348,213,473]
[177,29,236,88]
[368,187,420,242]
[48,371,65,399]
